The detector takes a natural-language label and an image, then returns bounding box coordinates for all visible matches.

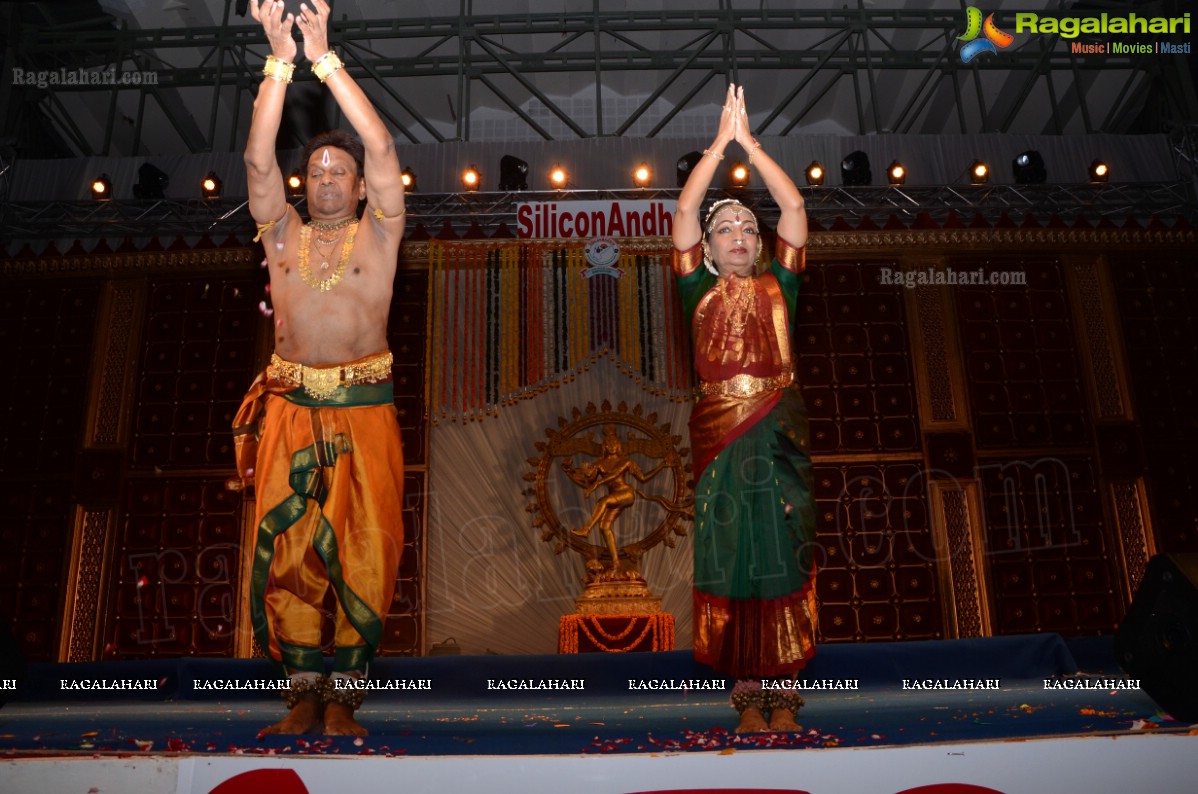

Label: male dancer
[234,0,406,736]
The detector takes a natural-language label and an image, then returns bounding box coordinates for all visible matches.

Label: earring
[702,239,718,275]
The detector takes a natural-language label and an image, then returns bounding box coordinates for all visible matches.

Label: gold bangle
[748,141,762,165]
[312,50,344,83]
[262,55,295,84]
[702,148,725,161]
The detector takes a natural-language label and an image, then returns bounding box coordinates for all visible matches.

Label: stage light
[90,174,112,200]
[840,150,872,186]
[805,161,825,186]
[401,167,418,192]
[1089,159,1109,183]
[676,151,702,188]
[201,171,222,199]
[887,160,906,186]
[728,161,749,188]
[969,160,989,185]
[286,170,304,197]
[498,155,528,191]
[133,163,169,200]
[549,164,568,190]
[461,164,481,192]
[1012,150,1046,184]
[633,163,651,188]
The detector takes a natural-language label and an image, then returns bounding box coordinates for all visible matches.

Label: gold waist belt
[268,351,393,400]
[698,371,794,399]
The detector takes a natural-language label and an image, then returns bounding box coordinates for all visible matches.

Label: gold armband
[253,214,285,243]
[312,51,344,83]
[372,206,407,222]
[262,55,295,84]
[253,220,276,243]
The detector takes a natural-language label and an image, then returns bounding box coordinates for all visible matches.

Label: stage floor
[2,635,1196,793]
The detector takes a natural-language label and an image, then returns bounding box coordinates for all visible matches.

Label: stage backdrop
[3,222,1194,665]
[424,239,697,654]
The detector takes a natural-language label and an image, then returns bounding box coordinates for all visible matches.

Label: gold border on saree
[697,371,794,399]
[268,352,394,401]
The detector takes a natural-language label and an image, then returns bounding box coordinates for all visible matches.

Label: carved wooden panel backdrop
[1111,252,1198,556]
[950,256,1124,635]
[0,281,101,661]
[798,259,941,643]
[103,276,259,659]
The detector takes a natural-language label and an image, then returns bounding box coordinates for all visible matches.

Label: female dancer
[673,85,817,733]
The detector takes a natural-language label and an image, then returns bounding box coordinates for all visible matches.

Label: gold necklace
[311,227,346,269]
[299,221,357,292]
[718,276,755,335]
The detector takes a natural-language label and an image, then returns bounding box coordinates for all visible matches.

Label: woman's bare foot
[734,706,769,734]
[323,701,368,736]
[261,693,323,735]
[768,707,802,732]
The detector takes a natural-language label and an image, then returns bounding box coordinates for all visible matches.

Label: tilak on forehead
[321,148,332,167]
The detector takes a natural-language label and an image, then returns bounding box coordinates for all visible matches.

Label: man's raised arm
[297,0,405,235]
[244,0,298,235]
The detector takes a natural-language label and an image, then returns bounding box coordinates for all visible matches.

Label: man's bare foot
[768,707,802,732]
[734,706,769,734]
[571,527,591,537]
[262,693,323,735]
[323,701,368,736]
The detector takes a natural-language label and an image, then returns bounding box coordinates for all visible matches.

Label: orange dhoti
[233,352,404,674]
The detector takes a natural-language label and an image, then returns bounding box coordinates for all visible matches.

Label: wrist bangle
[748,140,762,165]
[262,55,295,84]
[312,50,344,83]
[702,149,725,161]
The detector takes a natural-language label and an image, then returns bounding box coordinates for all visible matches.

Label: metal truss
[4,183,1194,246]
[5,2,1196,155]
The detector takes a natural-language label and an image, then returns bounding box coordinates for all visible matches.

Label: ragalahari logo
[958,8,1015,62]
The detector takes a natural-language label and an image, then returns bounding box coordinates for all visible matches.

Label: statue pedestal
[558,612,675,654]
[559,570,674,653]
[573,577,662,616]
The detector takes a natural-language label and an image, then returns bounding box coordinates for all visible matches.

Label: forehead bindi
[714,209,754,227]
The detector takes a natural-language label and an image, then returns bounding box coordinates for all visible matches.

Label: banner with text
[516,200,676,239]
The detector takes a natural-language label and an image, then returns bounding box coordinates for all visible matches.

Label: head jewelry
[701,199,764,276]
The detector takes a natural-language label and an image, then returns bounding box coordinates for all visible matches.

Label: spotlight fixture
[1012,150,1046,184]
[969,160,989,185]
[727,161,749,189]
[805,161,825,186]
[286,170,304,197]
[840,150,872,186]
[549,164,569,190]
[401,167,418,192]
[201,171,222,199]
[633,163,651,188]
[676,151,703,188]
[887,160,906,186]
[90,174,112,200]
[461,164,481,192]
[1089,159,1110,183]
[133,163,169,200]
[498,155,528,191]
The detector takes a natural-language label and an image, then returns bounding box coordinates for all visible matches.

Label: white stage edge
[3,732,1196,794]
